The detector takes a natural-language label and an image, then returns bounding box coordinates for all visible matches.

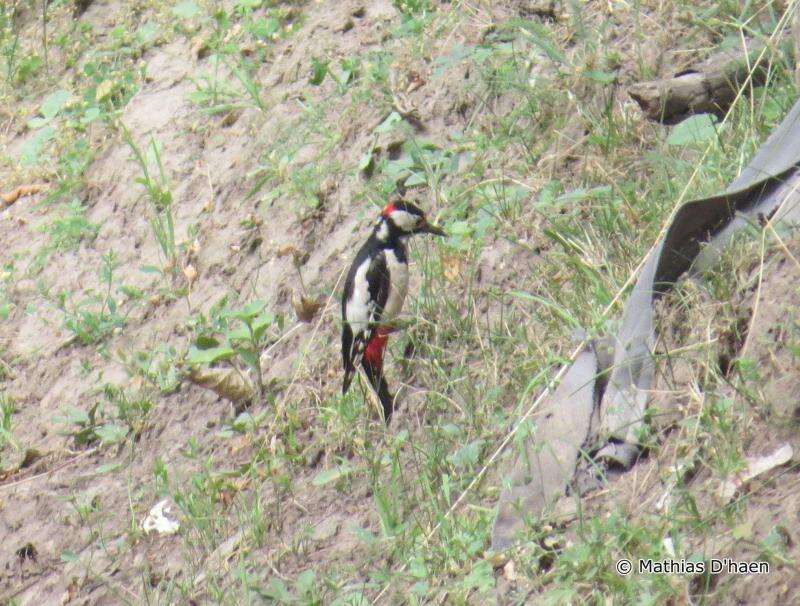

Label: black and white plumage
[341,199,444,421]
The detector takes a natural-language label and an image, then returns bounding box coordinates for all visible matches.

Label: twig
[0,448,97,493]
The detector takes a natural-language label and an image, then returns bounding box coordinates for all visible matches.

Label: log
[628,39,780,123]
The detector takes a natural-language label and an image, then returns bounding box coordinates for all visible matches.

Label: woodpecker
[341,199,444,422]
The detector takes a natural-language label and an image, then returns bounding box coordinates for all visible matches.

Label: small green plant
[42,199,99,250]
[57,385,153,449]
[393,0,431,18]
[255,570,321,605]
[59,252,130,345]
[58,402,103,448]
[123,345,181,394]
[103,384,154,440]
[121,127,178,276]
[187,300,284,398]
[0,394,18,467]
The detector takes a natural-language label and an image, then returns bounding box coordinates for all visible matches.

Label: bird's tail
[342,365,355,394]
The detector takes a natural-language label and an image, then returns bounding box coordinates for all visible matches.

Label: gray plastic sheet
[492,98,800,551]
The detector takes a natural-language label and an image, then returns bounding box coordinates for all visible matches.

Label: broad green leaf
[64,406,90,426]
[137,22,158,44]
[309,58,328,85]
[195,335,220,349]
[462,560,495,592]
[19,126,55,166]
[667,114,718,146]
[81,107,101,125]
[227,300,267,322]
[26,116,49,129]
[358,149,374,172]
[172,0,201,19]
[226,325,251,342]
[250,17,280,39]
[95,423,129,445]
[312,464,353,487]
[296,570,317,596]
[404,172,427,187]
[187,345,236,364]
[260,578,293,602]
[448,220,473,236]
[251,313,274,341]
[237,348,260,369]
[139,265,163,275]
[40,89,71,120]
[376,111,402,133]
[447,439,484,469]
[231,412,258,432]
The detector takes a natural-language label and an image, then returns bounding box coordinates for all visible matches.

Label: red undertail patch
[363,327,390,367]
[381,203,397,217]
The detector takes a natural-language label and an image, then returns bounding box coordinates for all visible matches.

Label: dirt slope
[1,0,799,604]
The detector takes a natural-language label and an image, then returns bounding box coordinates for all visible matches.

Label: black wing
[365,251,390,325]
[342,249,390,393]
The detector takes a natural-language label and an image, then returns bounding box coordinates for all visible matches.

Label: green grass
[1,0,798,604]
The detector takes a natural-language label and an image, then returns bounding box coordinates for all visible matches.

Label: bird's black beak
[419,220,446,236]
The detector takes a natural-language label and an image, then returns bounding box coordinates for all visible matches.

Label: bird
[341,198,445,422]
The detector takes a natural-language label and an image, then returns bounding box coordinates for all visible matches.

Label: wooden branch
[628,39,782,123]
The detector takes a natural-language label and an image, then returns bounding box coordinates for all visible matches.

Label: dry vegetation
[1,0,800,604]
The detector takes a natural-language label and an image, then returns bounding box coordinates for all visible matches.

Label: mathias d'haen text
[639,558,769,575]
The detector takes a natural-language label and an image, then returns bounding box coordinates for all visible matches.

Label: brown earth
[0,0,799,604]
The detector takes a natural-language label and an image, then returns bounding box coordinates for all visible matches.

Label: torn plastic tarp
[492,98,800,551]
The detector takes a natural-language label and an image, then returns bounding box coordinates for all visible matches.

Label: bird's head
[378,199,445,238]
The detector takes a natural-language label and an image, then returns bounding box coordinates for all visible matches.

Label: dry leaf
[95,80,113,101]
[442,253,463,282]
[276,245,298,258]
[276,244,309,265]
[60,578,78,605]
[188,367,255,402]
[406,70,426,93]
[142,499,180,535]
[191,36,210,59]
[718,444,793,502]
[183,264,198,285]
[292,293,323,323]
[502,559,518,582]
[19,448,44,469]
[1,184,47,207]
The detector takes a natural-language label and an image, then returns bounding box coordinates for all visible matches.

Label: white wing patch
[345,248,408,368]
[345,257,374,334]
